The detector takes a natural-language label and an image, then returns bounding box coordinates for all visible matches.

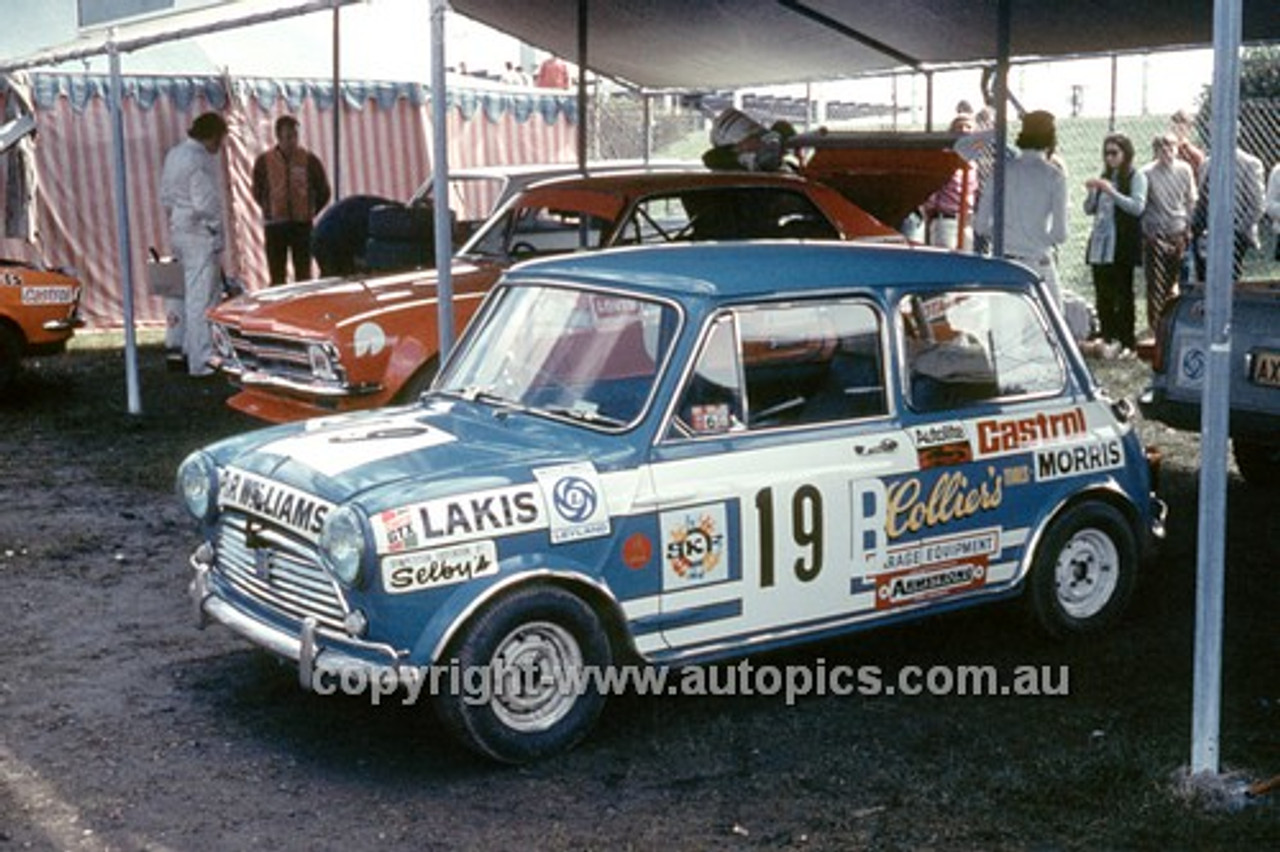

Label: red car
[210,138,961,423]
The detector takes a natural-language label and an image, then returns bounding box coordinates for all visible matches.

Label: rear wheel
[433,586,611,763]
[1232,440,1279,488]
[0,325,22,395]
[1028,502,1137,637]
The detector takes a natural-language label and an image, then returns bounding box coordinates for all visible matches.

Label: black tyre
[433,586,611,763]
[392,357,439,404]
[0,324,22,395]
[1027,501,1138,637]
[1232,440,1279,488]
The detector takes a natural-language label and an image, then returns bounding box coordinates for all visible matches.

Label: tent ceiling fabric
[452,0,1280,89]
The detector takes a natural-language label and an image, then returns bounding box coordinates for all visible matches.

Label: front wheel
[1027,502,1137,637]
[433,586,612,763]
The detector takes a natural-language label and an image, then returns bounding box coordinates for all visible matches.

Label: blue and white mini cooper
[180,243,1165,762]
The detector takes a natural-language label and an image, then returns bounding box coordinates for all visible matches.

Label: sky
[4,0,1214,121]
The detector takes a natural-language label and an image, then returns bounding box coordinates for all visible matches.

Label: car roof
[503,242,1040,303]
[410,159,697,205]
[517,168,818,195]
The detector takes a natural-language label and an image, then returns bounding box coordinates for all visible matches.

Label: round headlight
[308,343,340,382]
[318,505,367,587]
[176,452,218,522]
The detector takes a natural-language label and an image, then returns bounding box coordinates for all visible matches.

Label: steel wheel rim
[488,620,583,732]
[1054,527,1120,619]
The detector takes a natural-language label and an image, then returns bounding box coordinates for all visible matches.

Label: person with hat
[159,111,228,378]
[252,115,331,285]
[702,107,795,173]
[974,109,1070,308]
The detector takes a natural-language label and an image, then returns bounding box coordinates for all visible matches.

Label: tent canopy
[452,0,1280,89]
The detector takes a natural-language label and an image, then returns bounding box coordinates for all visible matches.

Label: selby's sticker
[382,540,498,594]
[259,413,455,477]
[218,466,335,540]
[533,462,611,544]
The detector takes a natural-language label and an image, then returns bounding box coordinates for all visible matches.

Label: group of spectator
[926,101,1278,361]
[1082,109,1271,358]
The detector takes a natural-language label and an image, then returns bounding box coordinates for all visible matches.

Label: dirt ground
[0,343,1276,851]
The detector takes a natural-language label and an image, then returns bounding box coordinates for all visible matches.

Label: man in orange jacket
[251,115,331,285]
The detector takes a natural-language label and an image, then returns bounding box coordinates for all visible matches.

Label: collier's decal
[218,467,334,539]
[975,407,1087,456]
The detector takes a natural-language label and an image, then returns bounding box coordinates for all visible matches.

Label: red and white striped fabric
[0,74,576,328]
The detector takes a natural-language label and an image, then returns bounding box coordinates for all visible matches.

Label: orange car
[211,140,961,423]
[0,259,83,393]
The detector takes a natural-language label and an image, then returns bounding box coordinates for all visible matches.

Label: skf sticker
[533,462,611,543]
[382,540,498,594]
[1034,438,1124,482]
[661,505,728,589]
[218,467,334,541]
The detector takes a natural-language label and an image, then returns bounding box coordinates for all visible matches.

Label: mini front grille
[214,512,348,632]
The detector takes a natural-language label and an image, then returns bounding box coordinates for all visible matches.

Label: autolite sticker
[382,540,498,594]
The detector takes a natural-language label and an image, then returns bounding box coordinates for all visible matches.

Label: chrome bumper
[213,361,380,399]
[189,561,403,691]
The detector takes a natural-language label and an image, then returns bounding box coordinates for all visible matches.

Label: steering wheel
[509,241,538,258]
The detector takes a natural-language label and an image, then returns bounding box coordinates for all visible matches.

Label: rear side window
[901,290,1064,412]
[670,300,886,438]
[614,188,839,246]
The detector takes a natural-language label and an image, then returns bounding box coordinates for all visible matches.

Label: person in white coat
[159,112,228,377]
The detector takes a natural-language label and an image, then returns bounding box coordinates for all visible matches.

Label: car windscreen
[437,284,678,429]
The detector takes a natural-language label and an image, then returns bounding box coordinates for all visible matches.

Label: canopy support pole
[990,0,1011,257]
[430,0,454,360]
[1190,0,1243,779]
[107,35,142,415]
[331,0,341,201]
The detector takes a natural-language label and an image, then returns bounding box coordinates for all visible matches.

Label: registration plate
[1250,349,1280,388]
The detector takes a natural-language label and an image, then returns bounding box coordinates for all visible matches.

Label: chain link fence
[587,49,1280,309]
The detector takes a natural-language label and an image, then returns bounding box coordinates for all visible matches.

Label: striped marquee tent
[1,72,577,327]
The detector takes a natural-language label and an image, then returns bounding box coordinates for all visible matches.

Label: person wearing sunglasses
[1084,133,1147,357]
